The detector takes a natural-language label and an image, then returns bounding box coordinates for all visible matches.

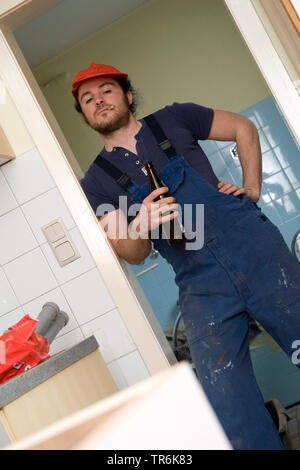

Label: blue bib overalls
[95,115,300,450]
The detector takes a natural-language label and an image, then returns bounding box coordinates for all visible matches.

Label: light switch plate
[42,217,80,267]
[44,221,65,243]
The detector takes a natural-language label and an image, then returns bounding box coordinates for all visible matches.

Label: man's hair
[74,77,138,116]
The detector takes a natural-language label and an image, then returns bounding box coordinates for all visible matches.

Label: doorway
[2,0,300,406]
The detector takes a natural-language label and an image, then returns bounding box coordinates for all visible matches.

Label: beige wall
[32,0,270,173]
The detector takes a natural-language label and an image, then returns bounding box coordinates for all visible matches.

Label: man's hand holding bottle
[129,187,179,239]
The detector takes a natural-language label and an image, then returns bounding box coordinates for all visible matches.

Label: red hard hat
[71,62,128,97]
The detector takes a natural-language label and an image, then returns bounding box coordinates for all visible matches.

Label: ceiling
[14,0,150,69]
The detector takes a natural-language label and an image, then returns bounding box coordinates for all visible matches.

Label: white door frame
[224,0,300,146]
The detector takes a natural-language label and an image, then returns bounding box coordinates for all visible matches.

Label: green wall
[32,0,271,173]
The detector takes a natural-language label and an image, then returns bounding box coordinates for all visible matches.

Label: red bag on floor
[0,315,50,385]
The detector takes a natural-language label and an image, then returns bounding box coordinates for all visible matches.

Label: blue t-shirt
[80,102,219,219]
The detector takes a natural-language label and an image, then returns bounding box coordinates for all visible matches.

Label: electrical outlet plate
[42,217,80,267]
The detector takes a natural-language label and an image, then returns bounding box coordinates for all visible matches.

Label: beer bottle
[144,161,185,245]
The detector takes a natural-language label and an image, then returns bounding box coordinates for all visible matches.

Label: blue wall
[131,251,179,332]
[202,96,300,251]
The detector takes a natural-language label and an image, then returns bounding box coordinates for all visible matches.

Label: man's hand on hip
[218,181,260,203]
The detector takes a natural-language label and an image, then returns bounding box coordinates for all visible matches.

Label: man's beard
[86,99,131,135]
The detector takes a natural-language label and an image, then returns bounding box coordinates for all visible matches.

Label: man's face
[78,77,132,134]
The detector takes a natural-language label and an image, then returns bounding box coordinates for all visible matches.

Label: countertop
[0,336,99,408]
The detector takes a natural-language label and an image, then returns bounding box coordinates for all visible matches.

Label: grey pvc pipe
[35,302,69,344]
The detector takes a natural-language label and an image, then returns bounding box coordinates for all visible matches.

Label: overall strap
[143,114,177,158]
[93,153,132,190]
[93,113,175,189]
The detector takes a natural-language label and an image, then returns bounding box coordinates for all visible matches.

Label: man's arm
[99,187,178,265]
[99,209,151,265]
[208,110,262,203]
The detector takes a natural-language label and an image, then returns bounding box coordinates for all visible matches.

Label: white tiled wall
[0,148,150,390]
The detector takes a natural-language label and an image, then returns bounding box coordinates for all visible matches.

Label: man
[72,62,300,450]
